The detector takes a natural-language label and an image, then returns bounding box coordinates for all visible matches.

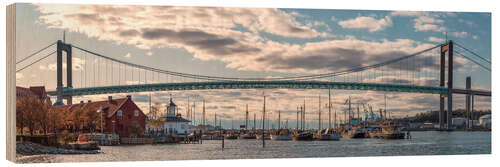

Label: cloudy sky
[15,3,491,129]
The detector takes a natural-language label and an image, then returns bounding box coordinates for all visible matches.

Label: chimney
[108,96,113,102]
[126,95,131,99]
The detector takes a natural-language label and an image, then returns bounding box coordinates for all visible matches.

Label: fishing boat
[342,126,366,139]
[365,125,381,138]
[375,124,405,139]
[292,131,314,141]
[314,128,341,140]
[270,129,292,140]
[239,130,257,139]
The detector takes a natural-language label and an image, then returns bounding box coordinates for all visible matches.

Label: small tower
[166,98,177,117]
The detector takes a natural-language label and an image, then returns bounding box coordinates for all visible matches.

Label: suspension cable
[16,51,56,73]
[454,51,491,72]
[16,42,57,64]
[71,43,441,81]
[455,42,491,64]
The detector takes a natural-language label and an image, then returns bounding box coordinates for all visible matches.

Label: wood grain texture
[6,3,17,162]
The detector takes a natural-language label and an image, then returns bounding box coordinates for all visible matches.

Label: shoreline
[15,141,100,163]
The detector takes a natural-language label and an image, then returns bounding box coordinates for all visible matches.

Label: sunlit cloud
[338,16,392,32]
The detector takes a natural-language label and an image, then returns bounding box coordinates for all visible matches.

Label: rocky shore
[16,142,100,163]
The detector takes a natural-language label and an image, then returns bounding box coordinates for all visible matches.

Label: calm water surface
[52,131,490,162]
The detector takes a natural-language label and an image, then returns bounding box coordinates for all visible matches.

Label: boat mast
[202,100,205,126]
[384,93,387,121]
[357,104,360,121]
[286,119,288,129]
[254,113,256,130]
[348,96,351,126]
[262,95,266,147]
[278,110,281,129]
[189,101,196,124]
[300,105,304,130]
[246,104,249,130]
[329,88,332,129]
[303,98,306,130]
[334,109,337,129]
[318,95,321,130]
[296,106,299,130]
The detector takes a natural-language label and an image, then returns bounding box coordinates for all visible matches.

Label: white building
[163,98,191,135]
[452,117,467,127]
[479,114,491,128]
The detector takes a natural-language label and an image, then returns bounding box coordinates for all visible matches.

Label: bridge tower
[439,41,453,130]
[54,40,73,106]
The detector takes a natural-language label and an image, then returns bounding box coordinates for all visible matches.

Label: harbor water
[50,131,490,162]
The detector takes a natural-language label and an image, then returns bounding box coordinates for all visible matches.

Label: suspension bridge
[16,40,491,130]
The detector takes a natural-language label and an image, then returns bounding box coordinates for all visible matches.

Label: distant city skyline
[15,3,491,129]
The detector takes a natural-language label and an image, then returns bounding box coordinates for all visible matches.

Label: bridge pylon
[440,40,453,130]
[54,40,73,106]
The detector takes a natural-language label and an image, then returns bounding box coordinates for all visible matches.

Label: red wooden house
[54,95,146,137]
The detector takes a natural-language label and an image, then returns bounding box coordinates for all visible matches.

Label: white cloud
[37,4,444,75]
[36,4,328,40]
[413,16,446,32]
[427,36,444,43]
[39,57,85,71]
[450,31,468,38]
[391,11,447,32]
[338,16,392,32]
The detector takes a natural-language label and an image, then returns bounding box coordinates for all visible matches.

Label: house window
[117,110,123,117]
[134,110,139,117]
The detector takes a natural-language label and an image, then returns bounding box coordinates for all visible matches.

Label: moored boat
[292,131,314,141]
[239,131,257,139]
[224,131,238,139]
[376,124,405,139]
[342,127,366,139]
[270,129,292,140]
[314,128,341,140]
[365,126,381,138]
[256,134,271,140]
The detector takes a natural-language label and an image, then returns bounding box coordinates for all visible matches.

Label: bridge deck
[47,81,450,96]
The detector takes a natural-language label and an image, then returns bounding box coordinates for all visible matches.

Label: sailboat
[240,104,257,139]
[270,110,292,140]
[292,98,314,141]
[371,94,405,139]
[341,96,366,139]
[314,90,341,140]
